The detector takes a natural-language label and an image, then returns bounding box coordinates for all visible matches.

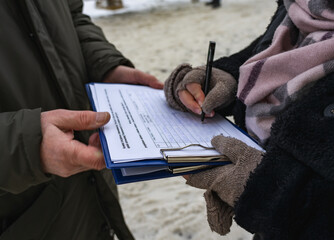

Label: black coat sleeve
[234,74,334,239]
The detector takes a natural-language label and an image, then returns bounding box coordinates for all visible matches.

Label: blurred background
[83,1,276,239]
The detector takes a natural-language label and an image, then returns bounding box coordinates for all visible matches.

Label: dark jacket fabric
[213,0,334,239]
[0,0,134,239]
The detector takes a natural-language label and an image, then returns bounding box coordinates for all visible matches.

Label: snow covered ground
[84,0,216,18]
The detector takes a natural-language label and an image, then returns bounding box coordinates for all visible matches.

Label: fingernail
[196,108,202,115]
[96,112,108,124]
[198,101,203,107]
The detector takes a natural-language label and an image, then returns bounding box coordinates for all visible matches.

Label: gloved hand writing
[164,63,236,116]
[186,135,264,235]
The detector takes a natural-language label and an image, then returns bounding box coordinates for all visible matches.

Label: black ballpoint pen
[201,41,216,122]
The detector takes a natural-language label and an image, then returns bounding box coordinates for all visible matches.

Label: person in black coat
[164,0,334,239]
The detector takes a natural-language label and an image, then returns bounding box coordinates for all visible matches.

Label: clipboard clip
[160,144,227,163]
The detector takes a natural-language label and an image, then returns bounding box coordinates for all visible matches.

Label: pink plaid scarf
[237,0,334,143]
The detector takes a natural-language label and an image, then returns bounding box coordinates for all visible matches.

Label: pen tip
[200,111,205,122]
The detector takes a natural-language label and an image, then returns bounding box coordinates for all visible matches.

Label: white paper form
[90,83,263,163]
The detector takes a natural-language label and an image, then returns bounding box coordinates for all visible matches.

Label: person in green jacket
[0,0,163,239]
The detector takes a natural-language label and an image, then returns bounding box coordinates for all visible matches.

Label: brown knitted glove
[186,135,264,235]
[164,63,237,114]
[204,190,234,235]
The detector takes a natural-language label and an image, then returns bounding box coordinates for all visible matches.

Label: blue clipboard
[85,83,233,184]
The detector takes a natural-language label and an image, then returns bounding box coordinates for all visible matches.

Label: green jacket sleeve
[0,109,50,195]
[68,0,134,82]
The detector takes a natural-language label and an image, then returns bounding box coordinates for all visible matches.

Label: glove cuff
[204,190,234,235]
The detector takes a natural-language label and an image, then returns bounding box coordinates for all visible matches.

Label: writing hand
[164,64,236,116]
[40,109,110,177]
[178,82,214,116]
[103,65,164,89]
